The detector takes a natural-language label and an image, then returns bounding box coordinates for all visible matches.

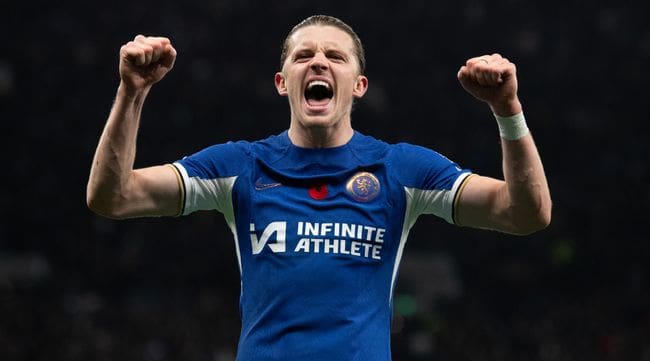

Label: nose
[310,52,329,72]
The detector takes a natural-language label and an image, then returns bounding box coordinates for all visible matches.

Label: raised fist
[119,35,177,91]
[457,53,521,116]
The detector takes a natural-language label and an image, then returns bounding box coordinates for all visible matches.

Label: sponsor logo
[250,221,386,260]
[346,172,380,202]
[250,222,286,254]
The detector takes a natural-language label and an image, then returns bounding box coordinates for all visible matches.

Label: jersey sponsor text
[250,221,386,260]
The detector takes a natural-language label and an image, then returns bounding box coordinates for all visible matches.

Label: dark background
[2,0,649,360]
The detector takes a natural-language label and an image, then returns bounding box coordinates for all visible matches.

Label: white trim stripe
[390,189,416,303]
[229,217,243,275]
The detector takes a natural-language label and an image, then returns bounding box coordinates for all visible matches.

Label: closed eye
[294,51,313,62]
[326,51,346,62]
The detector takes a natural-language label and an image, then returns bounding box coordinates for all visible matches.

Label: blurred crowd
[1,0,649,360]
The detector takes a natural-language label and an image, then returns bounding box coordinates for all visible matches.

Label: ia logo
[250,222,286,254]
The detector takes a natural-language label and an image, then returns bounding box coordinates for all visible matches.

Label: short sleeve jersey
[172,131,472,361]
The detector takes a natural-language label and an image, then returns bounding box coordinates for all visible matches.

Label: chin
[299,115,336,129]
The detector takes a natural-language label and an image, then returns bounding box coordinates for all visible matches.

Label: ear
[352,75,369,98]
[275,72,287,96]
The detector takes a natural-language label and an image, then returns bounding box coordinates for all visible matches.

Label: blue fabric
[176,131,470,361]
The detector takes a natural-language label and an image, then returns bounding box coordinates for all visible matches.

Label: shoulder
[387,141,470,190]
[176,132,293,178]
[249,131,293,164]
[352,133,451,164]
[390,142,455,164]
[347,131,391,164]
[174,139,256,179]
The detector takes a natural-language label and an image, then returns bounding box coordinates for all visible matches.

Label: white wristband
[494,112,529,140]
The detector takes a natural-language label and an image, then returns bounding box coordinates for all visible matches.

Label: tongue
[307,98,330,106]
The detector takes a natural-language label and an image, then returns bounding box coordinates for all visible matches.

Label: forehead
[287,25,355,52]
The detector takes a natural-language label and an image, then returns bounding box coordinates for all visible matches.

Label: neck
[288,119,354,148]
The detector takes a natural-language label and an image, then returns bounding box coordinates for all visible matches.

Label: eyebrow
[293,41,348,52]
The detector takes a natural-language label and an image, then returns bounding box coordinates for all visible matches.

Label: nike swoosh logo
[254,178,282,190]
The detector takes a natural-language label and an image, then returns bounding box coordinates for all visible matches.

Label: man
[87,15,551,361]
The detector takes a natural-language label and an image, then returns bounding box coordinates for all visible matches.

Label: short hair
[279,15,366,74]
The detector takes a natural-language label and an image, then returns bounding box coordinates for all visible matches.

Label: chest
[233,165,406,263]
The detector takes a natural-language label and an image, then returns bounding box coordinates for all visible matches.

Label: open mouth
[304,80,334,107]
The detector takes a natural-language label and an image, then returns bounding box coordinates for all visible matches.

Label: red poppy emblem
[308,183,328,200]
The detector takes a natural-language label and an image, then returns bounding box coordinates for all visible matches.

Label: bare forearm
[500,134,552,233]
[86,84,151,215]
[489,95,551,233]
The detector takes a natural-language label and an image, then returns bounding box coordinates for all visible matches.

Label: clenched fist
[457,53,521,116]
[119,35,177,91]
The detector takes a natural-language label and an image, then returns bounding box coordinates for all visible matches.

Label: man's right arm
[86,35,181,219]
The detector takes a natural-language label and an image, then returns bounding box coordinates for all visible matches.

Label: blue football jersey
[172,131,472,361]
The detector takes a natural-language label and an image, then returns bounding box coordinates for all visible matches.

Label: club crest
[346,172,380,202]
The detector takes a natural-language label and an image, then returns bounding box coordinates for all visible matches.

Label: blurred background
[1,0,649,360]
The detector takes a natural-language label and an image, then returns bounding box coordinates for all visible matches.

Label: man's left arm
[455,54,552,235]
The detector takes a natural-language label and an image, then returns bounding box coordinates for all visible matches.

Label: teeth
[307,80,330,89]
